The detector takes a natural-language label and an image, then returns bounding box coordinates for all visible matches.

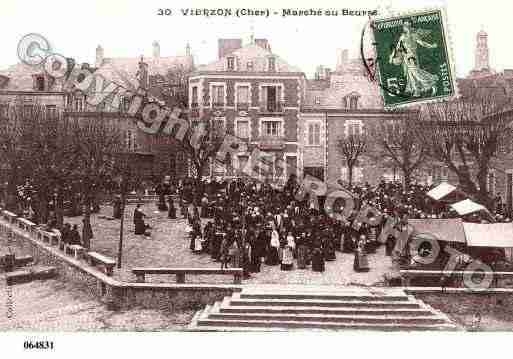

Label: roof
[426,182,456,200]
[196,43,302,73]
[408,218,467,243]
[95,55,194,92]
[463,222,513,247]
[0,63,67,92]
[450,199,486,216]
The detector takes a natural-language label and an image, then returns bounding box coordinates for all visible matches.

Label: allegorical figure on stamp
[389,20,439,97]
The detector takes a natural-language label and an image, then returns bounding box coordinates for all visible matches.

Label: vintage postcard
[1,0,513,357]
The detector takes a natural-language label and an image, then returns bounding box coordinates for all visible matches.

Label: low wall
[0,212,241,312]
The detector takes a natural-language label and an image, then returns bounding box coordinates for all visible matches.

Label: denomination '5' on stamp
[372,9,457,107]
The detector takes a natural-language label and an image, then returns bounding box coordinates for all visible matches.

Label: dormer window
[247,61,254,71]
[34,74,45,91]
[0,75,10,89]
[227,56,235,71]
[268,56,276,72]
[349,96,359,110]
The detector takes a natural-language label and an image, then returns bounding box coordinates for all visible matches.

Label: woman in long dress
[281,244,294,271]
[311,246,325,272]
[389,20,439,97]
[296,232,308,269]
[266,229,280,265]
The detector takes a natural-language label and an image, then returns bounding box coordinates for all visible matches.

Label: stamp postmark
[371,9,457,108]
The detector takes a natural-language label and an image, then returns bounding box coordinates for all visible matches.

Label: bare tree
[69,115,123,248]
[370,110,428,189]
[337,133,367,186]
[416,92,513,208]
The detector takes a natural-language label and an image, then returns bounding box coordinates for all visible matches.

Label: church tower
[474,29,490,71]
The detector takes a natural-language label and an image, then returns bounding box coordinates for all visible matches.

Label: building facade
[188,38,306,185]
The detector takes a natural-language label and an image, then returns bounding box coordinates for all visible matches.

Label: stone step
[239,292,408,302]
[5,266,58,286]
[195,317,458,331]
[230,297,421,309]
[205,310,448,325]
[219,304,433,317]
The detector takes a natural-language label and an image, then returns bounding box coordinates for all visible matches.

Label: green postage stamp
[372,9,457,107]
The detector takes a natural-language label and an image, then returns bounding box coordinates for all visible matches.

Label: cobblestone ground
[0,279,193,331]
[63,203,395,285]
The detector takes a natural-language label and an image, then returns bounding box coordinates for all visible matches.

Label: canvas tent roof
[408,218,467,243]
[463,222,513,247]
[426,182,457,200]
[450,199,486,215]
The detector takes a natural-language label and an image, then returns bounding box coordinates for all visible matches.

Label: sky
[1,0,513,78]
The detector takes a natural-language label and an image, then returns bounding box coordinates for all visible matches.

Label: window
[349,96,359,110]
[122,96,131,112]
[0,104,8,118]
[268,57,276,72]
[237,85,250,106]
[211,117,226,138]
[46,105,57,119]
[308,122,321,146]
[23,105,33,117]
[346,122,362,137]
[211,85,225,106]
[74,97,84,112]
[125,130,138,151]
[34,75,45,91]
[247,61,254,71]
[238,155,249,174]
[342,97,348,108]
[191,86,198,107]
[236,120,250,139]
[314,96,321,105]
[227,57,235,71]
[262,120,282,137]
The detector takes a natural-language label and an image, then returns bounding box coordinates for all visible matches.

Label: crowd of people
[157,176,512,277]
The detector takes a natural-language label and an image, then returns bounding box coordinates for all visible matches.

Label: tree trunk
[55,186,64,228]
[403,169,411,190]
[82,198,93,250]
[117,193,125,269]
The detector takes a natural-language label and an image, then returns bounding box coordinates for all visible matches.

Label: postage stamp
[372,9,457,108]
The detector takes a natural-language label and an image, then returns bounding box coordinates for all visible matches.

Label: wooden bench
[17,218,36,233]
[65,244,85,259]
[86,252,116,276]
[39,231,59,246]
[400,270,513,288]
[131,267,243,284]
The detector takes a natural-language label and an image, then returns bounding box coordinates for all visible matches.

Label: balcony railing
[212,102,225,108]
[236,102,250,111]
[259,101,284,113]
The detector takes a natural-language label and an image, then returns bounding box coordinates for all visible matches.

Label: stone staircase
[189,286,459,331]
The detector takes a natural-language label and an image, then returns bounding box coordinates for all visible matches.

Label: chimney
[186,42,191,57]
[336,49,349,71]
[218,39,242,59]
[152,41,160,58]
[255,38,271,52]
[95,45,104,67]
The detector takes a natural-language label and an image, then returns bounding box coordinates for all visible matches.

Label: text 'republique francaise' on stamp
[371,8,458,108]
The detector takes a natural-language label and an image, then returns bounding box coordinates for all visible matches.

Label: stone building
[0,41,195,181]
[188,38,305,184]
